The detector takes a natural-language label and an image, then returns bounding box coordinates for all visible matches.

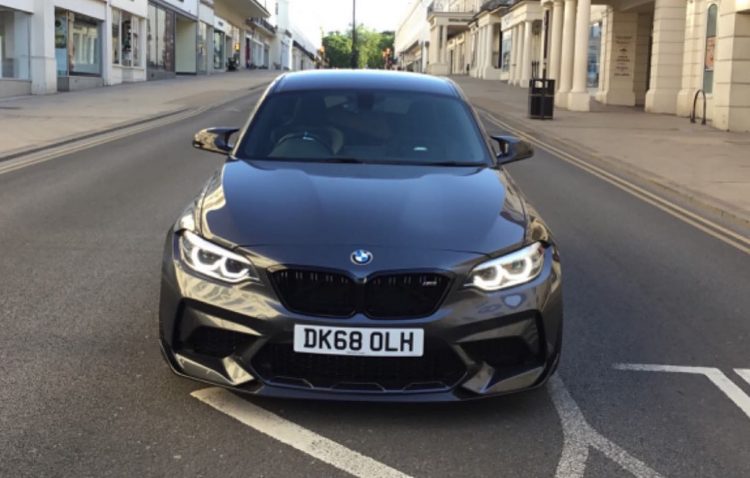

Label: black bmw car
[159,70,562,402]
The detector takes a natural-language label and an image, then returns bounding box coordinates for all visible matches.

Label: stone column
[644,0,686,114]
[676,0,700,117]
[596,9,637,105]
[549,0,564,81]
[441,24,449,63]
[487,23,495,70]
[30,0,56,94]
[568,0,592,111]
[520,20,533,87]
[713,2,750,131]
[556,0,576,106]
[509,25,519,84]
[539,12,548,76]
[478,26,486,76]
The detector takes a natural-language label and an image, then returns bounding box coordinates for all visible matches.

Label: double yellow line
[480,110,750,255]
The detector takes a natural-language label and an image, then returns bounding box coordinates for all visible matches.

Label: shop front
[55,6,104,91]
[0,5,31,98]
[111,4,147,83]
[146,2,175,80]
[213,15,228,71]
[196,3,213,75]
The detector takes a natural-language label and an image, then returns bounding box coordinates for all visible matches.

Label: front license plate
[293,325,424,357]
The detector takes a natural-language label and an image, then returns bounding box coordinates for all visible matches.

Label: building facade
[268,0,318,71]
[0,0,270,98]
[395,0,431,72]
[397,0,750,132]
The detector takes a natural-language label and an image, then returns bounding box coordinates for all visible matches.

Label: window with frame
[112,9,141,67]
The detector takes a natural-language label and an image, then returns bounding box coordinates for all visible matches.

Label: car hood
[199,160,528,255]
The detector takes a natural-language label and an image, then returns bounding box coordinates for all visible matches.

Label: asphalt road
[1,90,749,478]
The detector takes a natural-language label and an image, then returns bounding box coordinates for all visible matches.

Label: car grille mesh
[271,269,451,319]
[252,341,466,391]
[272,270,356,317]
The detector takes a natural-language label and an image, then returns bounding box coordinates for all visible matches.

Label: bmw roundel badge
[351,249,373,265]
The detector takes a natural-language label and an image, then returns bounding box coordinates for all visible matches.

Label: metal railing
[691,90,707,125]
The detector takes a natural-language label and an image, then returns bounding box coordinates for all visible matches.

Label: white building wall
[159,0,199,17]
[111,0,147,18]
[54,0,106,20]
[2,0,33,12]
[395,0,430,71]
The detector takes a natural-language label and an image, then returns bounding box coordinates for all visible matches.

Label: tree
[321,28,395,69]
[322,31,352,69]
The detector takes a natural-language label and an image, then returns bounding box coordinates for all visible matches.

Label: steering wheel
[275,129,335,154]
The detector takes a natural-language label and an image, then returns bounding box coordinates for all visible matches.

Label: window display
[147,2,175,73]
[113,9,141,67]
[55,9,101,77]
[214,31,225,70]
[0,8,31,80]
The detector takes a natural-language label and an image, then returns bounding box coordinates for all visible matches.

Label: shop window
[55,10,101,77]
[0,8,31,80]
[114,10,141,67]
[112,9,120,64]
[703,4,717,94]
[214,31,225,69]
[197,22,208,73]
[146,3,175,72]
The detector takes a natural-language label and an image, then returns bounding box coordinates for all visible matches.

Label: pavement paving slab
[0,71,279,160]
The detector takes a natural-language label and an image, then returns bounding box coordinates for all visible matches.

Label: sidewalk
[453,76,750,225]
[0,71,279,160]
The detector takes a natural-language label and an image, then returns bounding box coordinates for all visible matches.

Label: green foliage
[321,27,395,69]
[321,31,352,69]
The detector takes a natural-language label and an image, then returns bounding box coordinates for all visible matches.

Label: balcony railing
[427,1,477,15]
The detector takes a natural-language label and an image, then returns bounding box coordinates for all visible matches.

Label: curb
[476,105,750,230]
[0,81,271,165]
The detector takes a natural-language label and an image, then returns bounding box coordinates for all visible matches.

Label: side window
[703,4,717,94]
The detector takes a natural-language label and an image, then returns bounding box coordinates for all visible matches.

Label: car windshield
[237,89,491,166]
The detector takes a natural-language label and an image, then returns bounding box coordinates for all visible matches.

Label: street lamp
[351,0,358,69]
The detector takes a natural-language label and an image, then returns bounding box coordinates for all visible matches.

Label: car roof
[271,70,460,97]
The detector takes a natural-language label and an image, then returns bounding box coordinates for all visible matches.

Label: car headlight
[179,231,259,284]
[467,242,545,291]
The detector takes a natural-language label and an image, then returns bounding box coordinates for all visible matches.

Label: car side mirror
[192,127,239,155]
[491,135,534,166]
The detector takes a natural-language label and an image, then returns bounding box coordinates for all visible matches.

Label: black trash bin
[528,78,555,120]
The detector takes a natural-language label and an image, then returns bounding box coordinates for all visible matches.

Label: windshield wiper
[419,161,488,167]
[316,157,369,164]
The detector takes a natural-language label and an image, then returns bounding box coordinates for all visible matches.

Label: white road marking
[479,110,750,255]
[735,369,750,387]
[548,376,663,478]
[191,387,411,478]
[614,364,750,420]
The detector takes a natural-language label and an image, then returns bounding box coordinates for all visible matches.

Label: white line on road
[548,376,663,478]
[614,364,750,420]
[191,387,412,478]
[735,369,750,387]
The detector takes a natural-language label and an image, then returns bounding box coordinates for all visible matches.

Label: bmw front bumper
[158,231,563,402]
